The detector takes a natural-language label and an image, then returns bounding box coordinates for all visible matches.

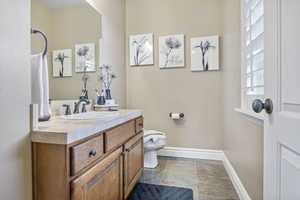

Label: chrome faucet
[73,89,90,114]
[62,104,71,115]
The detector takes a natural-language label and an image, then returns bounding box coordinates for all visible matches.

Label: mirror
[31,0,102,101]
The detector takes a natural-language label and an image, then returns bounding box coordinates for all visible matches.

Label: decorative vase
[97,90,106,105]
[105,89,112,100]
[97,95,106,105]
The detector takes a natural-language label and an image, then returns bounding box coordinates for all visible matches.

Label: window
[241,0,265,111]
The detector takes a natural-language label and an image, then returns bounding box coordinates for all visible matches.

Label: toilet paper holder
[169,112,185,119]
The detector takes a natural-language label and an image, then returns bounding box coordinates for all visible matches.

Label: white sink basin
[62,111,120,120]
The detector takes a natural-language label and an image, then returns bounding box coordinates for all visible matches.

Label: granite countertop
[31,109,143,145]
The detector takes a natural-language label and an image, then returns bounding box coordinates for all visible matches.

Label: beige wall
[222,1,264,200]
[126,0,223,149]
[126,0,263,199]
[31,0,102,101]
[0,0,32,199]
[31,0,52,55]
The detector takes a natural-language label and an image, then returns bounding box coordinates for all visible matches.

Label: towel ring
[31,28,48,57]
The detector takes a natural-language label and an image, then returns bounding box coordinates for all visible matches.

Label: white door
[258,0,300,199]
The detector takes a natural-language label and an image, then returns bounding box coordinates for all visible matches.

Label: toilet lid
[144,130,166,144]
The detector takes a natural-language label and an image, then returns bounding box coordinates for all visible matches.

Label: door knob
[252,99,273,114]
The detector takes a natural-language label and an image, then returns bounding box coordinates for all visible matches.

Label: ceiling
[41,0,86,8]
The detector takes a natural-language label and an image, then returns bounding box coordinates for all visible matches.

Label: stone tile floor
[140,156,239,200]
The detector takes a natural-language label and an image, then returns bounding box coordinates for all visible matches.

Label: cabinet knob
[89,150,97,157]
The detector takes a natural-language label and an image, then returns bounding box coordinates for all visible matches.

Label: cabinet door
[71,148,123,200]
[124,133,144,199]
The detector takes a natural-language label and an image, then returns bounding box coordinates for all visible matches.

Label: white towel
[31,53,51,120]
[144,130,166,143]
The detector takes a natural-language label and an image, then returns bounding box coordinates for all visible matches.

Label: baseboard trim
[158,147,224,161]
[158,147,251,200]
[222,153,252,200]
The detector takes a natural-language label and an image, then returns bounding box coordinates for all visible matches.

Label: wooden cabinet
[71,148,123,200]
[124,133,144,199]
[32,117,144,200]
[32,143,69,200]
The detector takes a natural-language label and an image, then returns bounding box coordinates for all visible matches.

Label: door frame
[264,0,282,199]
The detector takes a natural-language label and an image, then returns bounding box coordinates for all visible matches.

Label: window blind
[243,0,264,96]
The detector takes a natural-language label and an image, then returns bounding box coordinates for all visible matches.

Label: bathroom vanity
[31,110,144,200]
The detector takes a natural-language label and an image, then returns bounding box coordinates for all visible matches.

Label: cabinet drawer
[71,135,104,175]
[135,117,144,133]
[105,121,135,153]
[71,148,123,200]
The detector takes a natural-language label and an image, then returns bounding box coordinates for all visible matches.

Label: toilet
[143,130,166,168]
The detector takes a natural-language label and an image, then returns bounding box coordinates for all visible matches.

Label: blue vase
[105,89,112,100]
[97,95,106,105]
[97,90,106,105]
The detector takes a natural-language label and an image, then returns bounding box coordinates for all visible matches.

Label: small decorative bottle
[105,89,112,100]
[97,90,106,105]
